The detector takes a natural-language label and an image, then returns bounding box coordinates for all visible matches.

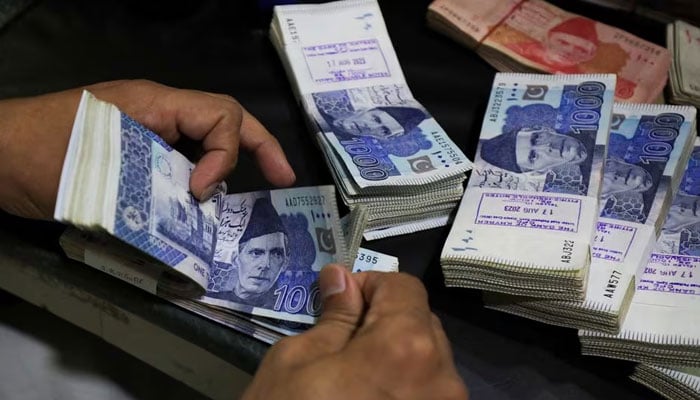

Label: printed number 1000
[273,284,322,316]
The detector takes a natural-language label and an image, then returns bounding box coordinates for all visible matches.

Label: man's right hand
[242,265,468,400]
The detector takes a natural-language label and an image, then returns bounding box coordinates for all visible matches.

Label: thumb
[300,264,365,357]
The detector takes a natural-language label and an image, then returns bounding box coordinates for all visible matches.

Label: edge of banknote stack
[630,364,700,400]
[667,20,700,109]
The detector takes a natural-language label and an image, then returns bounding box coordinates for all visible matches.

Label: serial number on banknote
[603,270,622,299]
[432,131,466,165]
[561,239,574,264]
[285,195,327,207]
[487,83,506,123]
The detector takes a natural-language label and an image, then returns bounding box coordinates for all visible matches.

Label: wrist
[0,98,23,214]
[0,92,79,219]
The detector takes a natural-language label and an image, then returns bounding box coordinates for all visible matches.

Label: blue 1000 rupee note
[591,103,696,272]
[599,105,696,225]
[111,105,225,291]
[55,92,348,323]
[468,74,615,197]
[585,110,696,315]
[55,91,226,293]
[443,73,616,274]
[655,143,700,258]
[307,84,471,188]
[496,104,697,321]
[578,142,700,353]
[203,186,346,324]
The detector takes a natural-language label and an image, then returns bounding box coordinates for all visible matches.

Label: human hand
[0,79,295,220]
[242,265,468,400]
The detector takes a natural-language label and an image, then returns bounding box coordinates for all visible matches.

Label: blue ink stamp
[303,39,391,84]
[638,253,700,296]
[591,221,638,263]
[474,192,583,233]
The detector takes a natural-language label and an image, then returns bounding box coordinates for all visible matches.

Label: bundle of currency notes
[630,364,700,400]
[427,0,671,103]
[269,0,473,240]
[484,103,697,334]
[55,91,354,326]
[667,20,700,109]
[579,141,700,366]
[441,72,615,301]
[60,226,399,344]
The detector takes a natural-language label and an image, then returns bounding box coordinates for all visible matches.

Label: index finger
[191,93,296,196]
[155,89,295,198]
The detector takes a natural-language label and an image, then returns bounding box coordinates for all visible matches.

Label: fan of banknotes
[427,0,671,103]
[484,103,697,334]
[269,0,473,240]
[54,90,401,342]
[667,20,700,109]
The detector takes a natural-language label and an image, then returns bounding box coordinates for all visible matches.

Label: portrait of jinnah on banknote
[209,197,292,308]
[596,129,659,224]
[479,125,588,174]
[488,10,636,99]
[477,102,593,195]
[311,87,434,157]
[499,17,627,72]
[598,157,653,220]
[328,105,427,140]
[656,147,700,255]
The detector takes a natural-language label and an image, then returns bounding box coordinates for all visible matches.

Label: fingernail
[320,265,346,300]
[201,184,218,201]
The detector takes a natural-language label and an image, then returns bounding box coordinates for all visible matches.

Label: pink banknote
[428,0,523,45]
[484,0,670,102]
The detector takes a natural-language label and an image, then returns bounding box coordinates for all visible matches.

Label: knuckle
[430,312,442,327]
[440,378,469,400]
[267,337,304,365]
[320,310,359,332]
[221,100,244,124]
[129,78,154,87]
[218,94,240,106]
[386,326,439,365]
[396,273,429,297]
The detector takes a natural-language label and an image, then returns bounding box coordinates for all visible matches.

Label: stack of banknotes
[578,142,700,365]
[441,72,615,301]
[55,91,398,343]
[269,0,473,240]
[667,20,700,109]
[484,104,697,333]
[631,364,700,400]
[426,0,671,103]
[61,228,398,344]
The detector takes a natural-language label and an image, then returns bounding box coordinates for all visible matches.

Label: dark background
[0,0,675,398]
